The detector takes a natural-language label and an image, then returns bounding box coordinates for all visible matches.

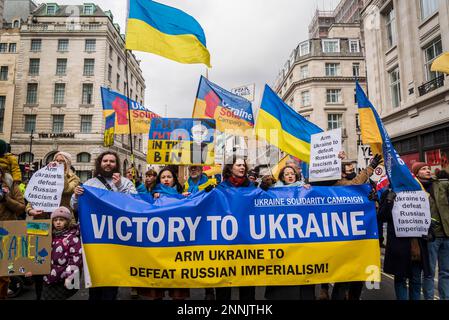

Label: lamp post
[28,129,34,180]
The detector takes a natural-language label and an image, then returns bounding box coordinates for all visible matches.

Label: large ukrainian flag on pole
[126,0,211,67]
[356,82,422,192]
[256,85,323,163]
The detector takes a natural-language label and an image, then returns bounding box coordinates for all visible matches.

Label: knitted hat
[53,151,72,169]
[411,162,429,176]
[51,207,72,221]
[0,139,7,156]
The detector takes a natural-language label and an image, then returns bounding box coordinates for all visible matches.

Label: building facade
[275,22,366,161]
[361,0,449,172]
[7,3,148,182]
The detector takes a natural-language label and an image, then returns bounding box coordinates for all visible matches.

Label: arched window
[19,152,34,163]
[13,20,20,28]
[44,151,58,165]
[77,152,91,163]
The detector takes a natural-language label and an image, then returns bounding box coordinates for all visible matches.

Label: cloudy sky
[57,0,341,117]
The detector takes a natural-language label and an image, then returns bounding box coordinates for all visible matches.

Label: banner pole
[124,49,136,183]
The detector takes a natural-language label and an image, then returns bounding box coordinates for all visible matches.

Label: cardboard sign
[392,191,431,237]
[0,220,52,276]
[357,145,384,182]
[309,129,342,182]
[24,163,65,212]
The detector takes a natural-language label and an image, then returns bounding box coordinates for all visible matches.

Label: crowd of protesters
[0,137,448,301]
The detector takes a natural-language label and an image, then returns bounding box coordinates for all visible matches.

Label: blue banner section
[149,118,216,143]
[79,185,378,248]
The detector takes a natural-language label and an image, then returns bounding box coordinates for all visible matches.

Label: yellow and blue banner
[101,87,159,135]
[356,82,422,192]
[256,85,323,163]
[79,184,380,288]
[103,113,115,147]
[192,76,254,135]
[147,118,215,165]
[126,0,211,67]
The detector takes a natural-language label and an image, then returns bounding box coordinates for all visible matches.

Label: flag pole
[125,49,136,183]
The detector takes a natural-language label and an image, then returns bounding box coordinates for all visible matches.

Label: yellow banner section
[147,140,215,165]
[103,110,155,135]
[84,240,381,288]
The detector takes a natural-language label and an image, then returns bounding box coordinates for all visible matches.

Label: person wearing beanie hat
[29,206,83,300]
[27,151,80,222]
[0,139,22,183]
[411,163,449,300]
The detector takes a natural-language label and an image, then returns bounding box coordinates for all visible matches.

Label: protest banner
[358,145,384,182]
[147,118,216,165]
[24,163,64,212]
[392,191,431,237]
[309,129,341,182]
[0,220,52,276]
[101,87,159,134]
[103,113,115,147]
[79,184,380,288]
[231,83,255,102]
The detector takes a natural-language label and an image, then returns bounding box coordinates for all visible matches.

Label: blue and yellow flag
[356,82,422,192]
[193,76,254,135]
[126,0,211,67]
[103,113,115,147]
[256,85,323,163]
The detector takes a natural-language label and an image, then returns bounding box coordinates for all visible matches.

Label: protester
[139,166,189,300]
[0,139,22,184]
[412,163,449,300]
[0,167,26,299]
[137,169,158,194]
[378,168,430,300]
[71,151,136,300]
[25,207,82,300]
[264,165,314,300]
[216,157,256,300]
[183,165,216,196]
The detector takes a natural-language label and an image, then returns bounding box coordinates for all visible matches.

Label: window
[117,57,121,70]
[108,64,112,82]
[19,152,34,163]
[424,38,443,81]
[58,39,68,52]
[109,45,113,60]
[353,63,360,77]
[85,39,96,52]
[349,40,360,53]
[83,4,95,15]
[13,20,20,28]
[385,8,397,48]
[53,83,65,104]
[301,91,311,107]
[327,114,343,130]
[116,74,121,90]
[322,39,340,53]
[0,96,5,132]
[8,43,16,53]
[130,89,133,98]
[82,84,93,104]
[29,59,40,76]
[24,115,36,133]
[421,0,439,20]
[26,83,38,104]
[76,170,92,183]
[56,59,67,75]
[46,4,56,15]
[83,59,95,76]
[0,43,7,53]
[52,115,64,133]
[300,65,309,79]
[299,41,310,56]
[0,66,8,80]
[31,39,41,52]
[77,152,91,163]
[325,63,340,76]
[326,89,342,104]
[389,67,401,108]
[80,115,92,133]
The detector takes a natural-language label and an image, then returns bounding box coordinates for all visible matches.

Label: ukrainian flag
[256,85,322,163]
[126,0,211,67]
[356,82,421,192]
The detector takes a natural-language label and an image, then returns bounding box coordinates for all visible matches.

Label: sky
[55,0,342,118]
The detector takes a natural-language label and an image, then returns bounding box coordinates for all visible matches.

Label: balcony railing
[418,75,445,96]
